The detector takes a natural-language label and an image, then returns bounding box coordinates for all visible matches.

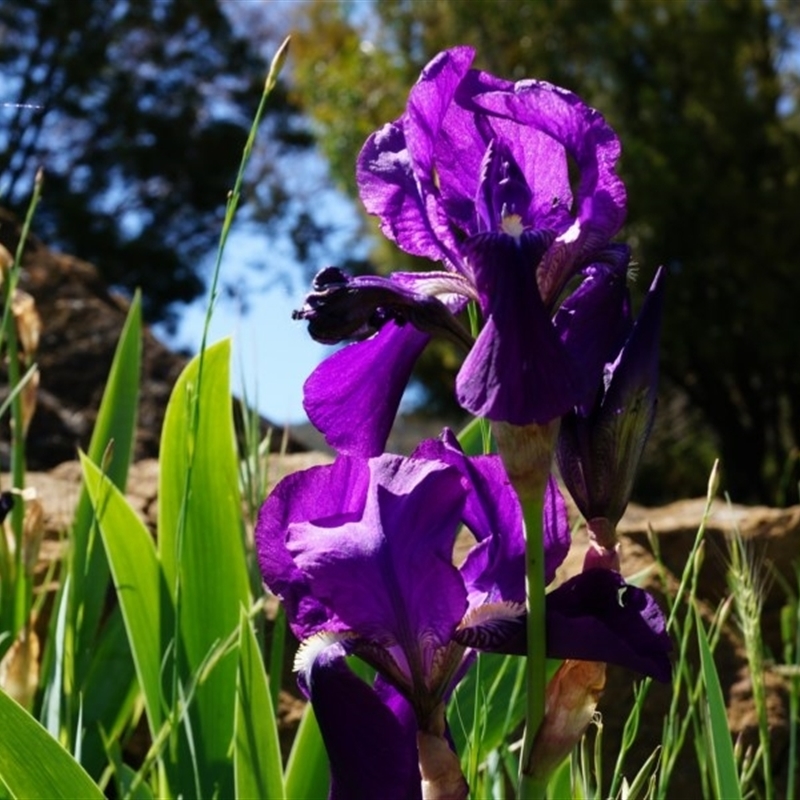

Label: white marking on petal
[555,219,581,245]
[293,631,354,676]
[459,601,526,631]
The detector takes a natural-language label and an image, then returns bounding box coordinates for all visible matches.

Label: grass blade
[695,606,741,800]
[234,608,284,800]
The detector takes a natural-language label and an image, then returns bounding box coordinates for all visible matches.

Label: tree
[0,0,312,325]
[289,0,800,504]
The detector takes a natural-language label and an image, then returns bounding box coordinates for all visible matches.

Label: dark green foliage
[292,0,800,504]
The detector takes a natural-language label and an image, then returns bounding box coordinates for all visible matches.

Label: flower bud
[529,659,606,781]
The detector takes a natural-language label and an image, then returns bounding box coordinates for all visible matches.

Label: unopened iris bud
[557,267,665,543]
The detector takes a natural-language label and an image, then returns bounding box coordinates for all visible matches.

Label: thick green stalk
[518,493,548,799]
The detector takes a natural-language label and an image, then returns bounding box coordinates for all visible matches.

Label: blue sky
[155,232,329,426]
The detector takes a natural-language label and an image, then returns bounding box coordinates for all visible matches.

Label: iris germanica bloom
[256,431,670,798]
[557,266,665,566]
[294,46,631,455]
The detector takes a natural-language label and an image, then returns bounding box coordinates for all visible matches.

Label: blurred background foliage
[2,0,800,506]
[290,0,800,506]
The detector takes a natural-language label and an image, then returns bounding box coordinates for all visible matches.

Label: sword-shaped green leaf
[0,686,103,799]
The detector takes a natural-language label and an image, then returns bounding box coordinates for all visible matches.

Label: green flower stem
[519,491,548,799]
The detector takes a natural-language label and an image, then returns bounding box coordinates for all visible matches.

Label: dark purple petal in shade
[296,641,421,800]
[255,458,370,641]
[474,139,533,234]
[556,266,665,525]
[302,322,430,457]
[545,570,672,682]
[456,231,583,424]
[543,477,571,585]
[553,262,631,413]
[287,456,468,665]
[294,267,472,350]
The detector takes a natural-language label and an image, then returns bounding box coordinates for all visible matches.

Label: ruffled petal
[296,641,421,800]
[287,455,468,667]
[294,267,472,350]
[456,70,572,231]
[460,78,626,302]
[303,322,429,457]
[255,458,371,640]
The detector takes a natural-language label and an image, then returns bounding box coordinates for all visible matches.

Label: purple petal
[545,570,672,681]
[553,262,632,412]
[303,321,429,456]
[470,79,625,239]
[255,458,371,640]
[358,120,461,267]
[556,267,664,524]
[461,79,626,302]
[474,139,533,233]
[455,70,573,231]
[543,477,571,585]
[297,642,421,800]
[295,268,473,351]
[455,232,583,424]
[405,47,488,241]
[412,430,526,606]
[287,456,468,667]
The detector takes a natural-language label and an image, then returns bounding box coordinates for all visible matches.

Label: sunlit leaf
[0,687,103,799]
[234,608,284,800]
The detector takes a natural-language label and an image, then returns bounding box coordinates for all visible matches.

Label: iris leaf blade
[157,339,250,797]
[234,608,284,800]
[284,705,330,799]
[0,686,103,799]
[79,452,166,737]
[73,291,142,663]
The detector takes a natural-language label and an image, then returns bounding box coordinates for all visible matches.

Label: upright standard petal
[358,120,461,267]
[412,429,526,607]
[461,79,626,294]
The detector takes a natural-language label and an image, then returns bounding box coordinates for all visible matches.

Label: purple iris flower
[294,46,631,455]
[256,431,670,798]
[556,267,665,556]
